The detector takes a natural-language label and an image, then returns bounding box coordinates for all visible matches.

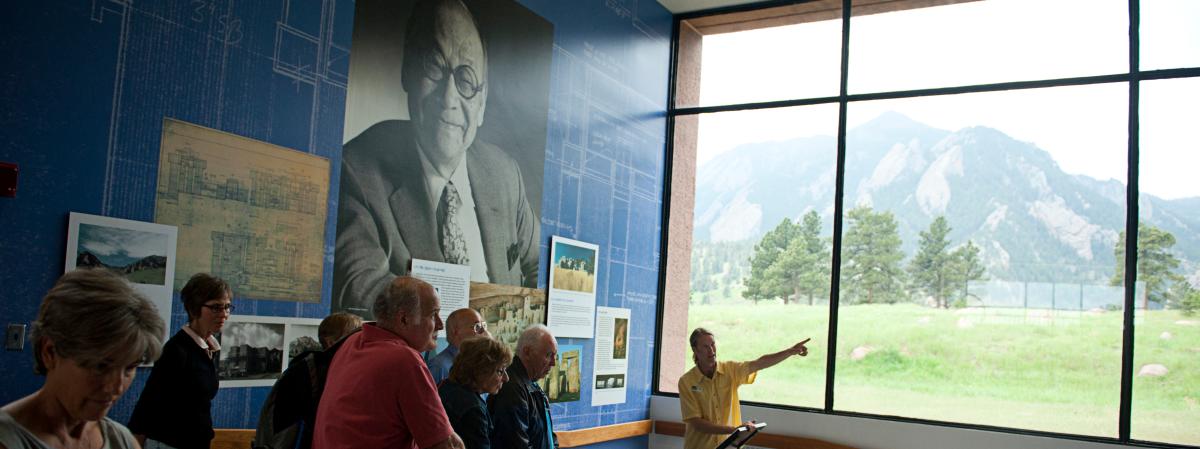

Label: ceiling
[655,0,763,14]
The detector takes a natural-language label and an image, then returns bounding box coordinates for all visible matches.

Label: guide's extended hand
[791,338,811,357]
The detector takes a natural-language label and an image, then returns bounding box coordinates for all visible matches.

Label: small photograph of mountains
[75,223,169,285]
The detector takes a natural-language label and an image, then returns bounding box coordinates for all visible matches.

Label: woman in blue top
[438,336,512,449]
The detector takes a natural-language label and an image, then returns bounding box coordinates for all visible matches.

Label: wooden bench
[211,429,254,449]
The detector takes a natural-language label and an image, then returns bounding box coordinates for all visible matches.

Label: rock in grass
[850,346,873,361]
[1137,364,1168,377]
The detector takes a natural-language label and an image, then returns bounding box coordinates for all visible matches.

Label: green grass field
[124,267,166,285]
[685,302,1200,445]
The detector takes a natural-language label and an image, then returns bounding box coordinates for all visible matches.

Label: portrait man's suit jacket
[333,120,540,317]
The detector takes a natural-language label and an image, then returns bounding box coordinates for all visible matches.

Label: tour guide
[677,328,810,449]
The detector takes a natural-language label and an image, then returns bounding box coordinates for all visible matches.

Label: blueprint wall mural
[0,0,671,441]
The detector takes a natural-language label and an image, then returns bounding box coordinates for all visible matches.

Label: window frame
[653,0,1200,447]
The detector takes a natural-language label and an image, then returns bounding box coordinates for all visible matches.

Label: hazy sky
[79,223,167,265]
[695,0,1200,199]
[223,322,284,349]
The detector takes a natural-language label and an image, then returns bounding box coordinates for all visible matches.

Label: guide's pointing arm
[748,338,810,372]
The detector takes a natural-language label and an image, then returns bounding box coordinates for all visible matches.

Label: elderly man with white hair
[487,324,558,449]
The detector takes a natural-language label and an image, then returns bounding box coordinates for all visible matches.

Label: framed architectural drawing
[154,118,330,302]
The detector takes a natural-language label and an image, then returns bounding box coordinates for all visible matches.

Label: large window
[1131,77,1200,446]
[836,84,1128,436]
[658,0,1199,446]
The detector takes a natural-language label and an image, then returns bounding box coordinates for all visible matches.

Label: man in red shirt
[314,276,465,449]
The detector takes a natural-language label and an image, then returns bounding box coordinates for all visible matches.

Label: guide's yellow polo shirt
[677,360,757,449]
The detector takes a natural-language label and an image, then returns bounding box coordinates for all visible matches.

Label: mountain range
[693,112,1200,283]
[76,252,167,274]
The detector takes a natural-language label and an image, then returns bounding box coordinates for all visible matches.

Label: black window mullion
[651,13,685,397]
[1118,0,1140,441]
[824,0,852,413]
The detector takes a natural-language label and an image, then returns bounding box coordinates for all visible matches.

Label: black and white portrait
[334,0,552,318]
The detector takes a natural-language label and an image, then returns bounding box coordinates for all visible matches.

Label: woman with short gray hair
[0,268,165,449]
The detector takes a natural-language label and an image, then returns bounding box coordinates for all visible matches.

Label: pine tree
[743,219,797,304]
[1180,284,1200,317]
[909,216,955,308]
[949,240,987,305]
[773,211,831,306]
[1110,222,1185,310]
[841,207,907,304]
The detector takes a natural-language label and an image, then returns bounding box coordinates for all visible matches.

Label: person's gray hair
[373,276,429,326]
[516,323,551,354]
[31,269,165,375]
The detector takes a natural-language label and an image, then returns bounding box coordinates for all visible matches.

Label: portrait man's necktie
[438,181,470,265]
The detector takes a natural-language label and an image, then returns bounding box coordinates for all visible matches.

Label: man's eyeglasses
[203,303,235,313]
[422,52,484,99]
[472,321,488,334]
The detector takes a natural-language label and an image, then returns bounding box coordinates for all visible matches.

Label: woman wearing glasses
[0,269,164,449]
[438,336,512,449]
[129,273,232,449]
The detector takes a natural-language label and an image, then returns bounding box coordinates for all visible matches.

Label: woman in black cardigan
[129,273,232,449]
[438,336,513,449]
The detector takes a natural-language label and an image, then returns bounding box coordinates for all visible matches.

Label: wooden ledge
[215,420,654,449]
[654,420,858,449]
[212,429,255,449]
[558,419,653,447]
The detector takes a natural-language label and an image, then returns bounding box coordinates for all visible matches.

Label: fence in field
[960,279,1148,325]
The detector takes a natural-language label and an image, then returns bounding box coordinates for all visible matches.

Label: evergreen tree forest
[703,212,1194,313]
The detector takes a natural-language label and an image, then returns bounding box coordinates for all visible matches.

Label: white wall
[649,396,1138,449]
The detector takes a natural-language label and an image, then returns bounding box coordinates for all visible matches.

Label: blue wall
[0,0,671,446]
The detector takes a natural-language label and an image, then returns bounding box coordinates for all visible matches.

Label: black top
[128,329,218,449]
[253,329,356,449]
[438,380,492,449]
[487,357,556,449]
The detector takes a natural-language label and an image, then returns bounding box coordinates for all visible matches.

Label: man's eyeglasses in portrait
[422,52,484,99]
[472,321,488,334]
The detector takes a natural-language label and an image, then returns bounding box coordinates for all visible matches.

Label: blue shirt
[429,344,459,386]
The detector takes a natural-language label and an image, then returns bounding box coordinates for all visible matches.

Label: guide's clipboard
[715,422,766,449]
